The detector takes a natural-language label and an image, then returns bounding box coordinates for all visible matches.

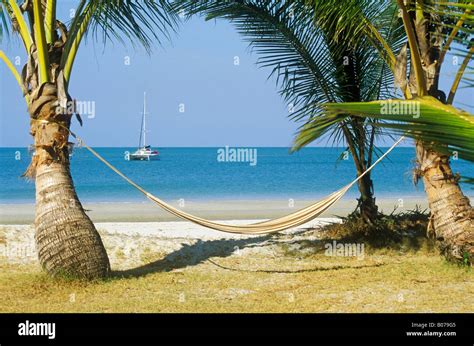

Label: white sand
[0,218,340,269]
[0,196,431,270]
[0,197,430,224]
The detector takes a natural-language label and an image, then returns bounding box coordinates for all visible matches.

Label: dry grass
[0,238,472,313]
[1,214,472,313]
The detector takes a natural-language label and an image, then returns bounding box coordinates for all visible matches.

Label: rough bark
[408,5,474,265]
[416,142,474,264]
[35,161,110,279]
[28,82,110,279]
[356,173,378,225]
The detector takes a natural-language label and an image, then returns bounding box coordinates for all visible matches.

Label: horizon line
[0,145,415,149]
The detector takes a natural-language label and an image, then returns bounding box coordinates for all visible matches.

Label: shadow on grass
[206,258,386,274]
[291,208,436,255]
[113,235,271,278]
[279,233,435,256]
[112,233,387,279]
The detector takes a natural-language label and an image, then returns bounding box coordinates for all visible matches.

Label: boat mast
[143,92,147,148]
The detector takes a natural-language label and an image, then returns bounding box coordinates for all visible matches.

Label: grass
[0,228,472,313]
[0,212,472,313]
[0,257,472,313]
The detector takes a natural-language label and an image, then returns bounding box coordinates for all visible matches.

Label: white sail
[130,92,159,161]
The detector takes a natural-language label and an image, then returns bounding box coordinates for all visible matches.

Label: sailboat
[130,92,159,161]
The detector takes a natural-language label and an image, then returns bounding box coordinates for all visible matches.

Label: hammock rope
[35,120,404,235]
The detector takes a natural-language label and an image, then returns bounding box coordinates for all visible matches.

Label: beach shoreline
[0,196,433,224]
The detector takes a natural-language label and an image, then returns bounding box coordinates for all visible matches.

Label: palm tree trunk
[35,160,110,279]
[357,174,378,224]
[28,84,110,279]
[343,125,378,224]
[407,6,474,265]
[416,142,474,264]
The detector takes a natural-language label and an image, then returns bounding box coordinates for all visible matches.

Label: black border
[0,313,472,345]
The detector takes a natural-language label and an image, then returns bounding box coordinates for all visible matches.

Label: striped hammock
[37,120,404,235]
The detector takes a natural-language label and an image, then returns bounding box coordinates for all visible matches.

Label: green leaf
[61,0,178,84]
[173,0,403,146]
[316,96,474,161]
[87,0,178,53]
[0,3,10,42]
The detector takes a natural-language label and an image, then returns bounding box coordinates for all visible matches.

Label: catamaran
[130,92,159,161]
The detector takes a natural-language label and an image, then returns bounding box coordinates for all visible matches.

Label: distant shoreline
[0,145,416,149]
[0,191,429,205]
[0,197,433,224]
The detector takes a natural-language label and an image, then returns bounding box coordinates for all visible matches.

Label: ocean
[1,147,472,204]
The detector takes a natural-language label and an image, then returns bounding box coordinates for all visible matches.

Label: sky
[0,1,472,147]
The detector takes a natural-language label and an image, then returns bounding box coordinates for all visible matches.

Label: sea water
[0,147,472,203]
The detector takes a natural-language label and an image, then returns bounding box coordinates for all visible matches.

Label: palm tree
[174,0,404,224]
[0,0,177,279]
[297,0,474,263]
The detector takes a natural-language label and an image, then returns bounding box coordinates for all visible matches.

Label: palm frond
[419,0,474,90]
[86,0,178,53]
[174,0,400,148]
[33,0,50,83]
[45,0,56,44]
[1,0,33,50]
[318,97,474,161]
[175,1,340,113]
[448,44,474,103]
[60,0,178,83]
[0,2,9,42]
[292,113,350,150]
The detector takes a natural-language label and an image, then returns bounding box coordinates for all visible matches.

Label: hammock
[37,120,404,235]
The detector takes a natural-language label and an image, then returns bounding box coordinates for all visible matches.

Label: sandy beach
[0,218,340,268]
[0,196,430,224]
[2,215,473,313]
[2,195,474,313]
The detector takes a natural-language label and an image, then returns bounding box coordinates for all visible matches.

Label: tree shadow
[112,232,387,279]
[206,258,386,274]
[301,209,435,253]
[112,235,272,278]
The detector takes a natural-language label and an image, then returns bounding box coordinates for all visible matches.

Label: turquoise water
[0,147,472,203]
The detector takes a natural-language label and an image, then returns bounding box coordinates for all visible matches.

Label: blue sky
[1,1,472,147]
